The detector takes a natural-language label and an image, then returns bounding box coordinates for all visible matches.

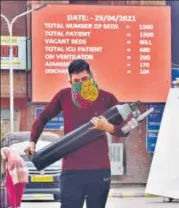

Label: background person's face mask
[71,75,99,108]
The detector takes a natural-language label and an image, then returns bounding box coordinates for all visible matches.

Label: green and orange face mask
[71,75,99,108]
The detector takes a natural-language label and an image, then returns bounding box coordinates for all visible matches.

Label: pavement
[22,197,179,208]
[21,187,179,208]
[108,187,157,198]
[22,187,157,200]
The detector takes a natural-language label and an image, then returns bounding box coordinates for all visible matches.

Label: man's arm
[30,91,62,144]
[90,94,130,139]
[107,94,130,138]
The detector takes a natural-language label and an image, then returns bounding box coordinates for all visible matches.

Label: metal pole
[9,26,14,132]
[1,3,47,132]
[0,14,14,132]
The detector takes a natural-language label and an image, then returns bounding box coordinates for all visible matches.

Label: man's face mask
[71,74,99,108]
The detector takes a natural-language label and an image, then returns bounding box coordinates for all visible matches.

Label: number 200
[140,55,151,60]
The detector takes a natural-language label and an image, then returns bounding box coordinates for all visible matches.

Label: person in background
[25,59,130,208]
[1,146,29,208]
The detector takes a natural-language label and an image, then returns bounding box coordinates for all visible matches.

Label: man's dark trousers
[60,169,111,208]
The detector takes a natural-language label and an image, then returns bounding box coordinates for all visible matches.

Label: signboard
[146,131,159,153]
[146,104,165,131]
[0,36,27,70]
[31,5,171,103]
[146,104,165,153]
[35,108,64,130]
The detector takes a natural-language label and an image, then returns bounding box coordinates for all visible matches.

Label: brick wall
[1,71,26,97]
[1,1,27,36]
[115,105,153,183]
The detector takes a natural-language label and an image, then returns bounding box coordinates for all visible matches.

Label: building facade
[1,0,177,184]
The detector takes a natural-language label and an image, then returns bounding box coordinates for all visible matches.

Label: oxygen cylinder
[31,102,139,171]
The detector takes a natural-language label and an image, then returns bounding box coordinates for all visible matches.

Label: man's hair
[68,59,91,75]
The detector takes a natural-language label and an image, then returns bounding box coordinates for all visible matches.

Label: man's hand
[24,141,36,159]
[90,116,114,133]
